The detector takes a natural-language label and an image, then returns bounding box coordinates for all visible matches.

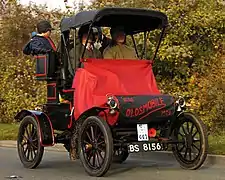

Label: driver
[103,26,138,60]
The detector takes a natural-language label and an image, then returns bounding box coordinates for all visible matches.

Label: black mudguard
[15,110,54,146]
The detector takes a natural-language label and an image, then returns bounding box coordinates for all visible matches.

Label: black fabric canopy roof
[60,7,168,34]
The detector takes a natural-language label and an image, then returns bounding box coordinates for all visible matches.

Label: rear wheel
[17,116,44,169]
[172,112,208,170]
[78,116,113,177]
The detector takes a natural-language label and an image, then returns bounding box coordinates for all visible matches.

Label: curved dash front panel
[115,94,175,125]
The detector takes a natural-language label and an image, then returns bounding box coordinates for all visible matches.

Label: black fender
[76,107,108,122]
[167,110,184,136]
[169,110,192,135]
[15,110,55,146]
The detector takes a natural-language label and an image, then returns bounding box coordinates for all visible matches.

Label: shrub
[90,0,225,131]
[0,1,62,123]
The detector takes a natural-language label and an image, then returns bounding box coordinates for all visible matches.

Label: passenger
[93,27,111,54]
[23,20,56,55]
[23,21,69,104]
[103,26,138,60]
[69,25,102,69]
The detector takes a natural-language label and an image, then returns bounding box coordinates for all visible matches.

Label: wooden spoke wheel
[172,112,208,170]
[17,116,44,169]
[78,116,113,177]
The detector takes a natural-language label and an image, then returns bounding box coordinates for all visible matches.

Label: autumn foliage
[0,1,63,123]
[0,0,224,132]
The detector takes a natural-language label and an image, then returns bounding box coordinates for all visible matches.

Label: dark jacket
[69,43,102,69]
[23,35,56,55]
[99,35,111,54]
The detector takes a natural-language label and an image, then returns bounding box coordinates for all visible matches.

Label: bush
[0,53,46,123]
[0,1,63,123]
[90,0,225,131]
[0,0,225,132]
[188,56,225,132]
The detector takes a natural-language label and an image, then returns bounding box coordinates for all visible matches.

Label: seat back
[35,51,58,81]
[82,58,160,95]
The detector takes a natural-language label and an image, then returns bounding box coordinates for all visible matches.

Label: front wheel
[172,112,208,170]
[78,116,113,177]
[17,116,44,169]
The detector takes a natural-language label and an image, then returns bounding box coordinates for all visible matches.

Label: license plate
[128,142,163,153]
[137,124,149,141]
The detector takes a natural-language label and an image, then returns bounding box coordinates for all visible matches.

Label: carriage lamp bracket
[175,96,186,111]
[106,96,118,114]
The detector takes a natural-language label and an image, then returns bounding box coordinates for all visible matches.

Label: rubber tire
[172,112,208,170]
[78,116,113,177]
[17,116,44,169]
[113,147,129,163]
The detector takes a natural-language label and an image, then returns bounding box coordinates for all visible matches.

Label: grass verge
[0,123,19,140]
[0,123,225,155]
[208,132,225,155]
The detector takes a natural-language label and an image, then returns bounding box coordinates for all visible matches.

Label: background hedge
[0,0,224,133]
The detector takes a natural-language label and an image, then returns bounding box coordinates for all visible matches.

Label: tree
[89,0,225,131]
[0,1,63,123]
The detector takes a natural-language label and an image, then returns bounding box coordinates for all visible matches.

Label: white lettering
[157,143,162,150]
[129,144,139,152]
[134,144,139,152]
[143,144,148,151]
[151,143,156,151]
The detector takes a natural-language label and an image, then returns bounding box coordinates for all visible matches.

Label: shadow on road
[34,155,211,178]
[18,151,213,178]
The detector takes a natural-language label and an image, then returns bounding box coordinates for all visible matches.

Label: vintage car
[15,7,208,177]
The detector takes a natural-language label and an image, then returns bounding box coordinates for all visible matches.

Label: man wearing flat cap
[23,20,56,55]
[103,26,137,60]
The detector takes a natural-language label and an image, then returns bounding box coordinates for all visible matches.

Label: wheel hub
[93,143,98,149]
[85,144,93,151]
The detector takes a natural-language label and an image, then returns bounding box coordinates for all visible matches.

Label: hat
[110,26,125,39]
[78,25,90,37]
[78,25,94,41]
[92,27,103,41]
[37,20,54,34]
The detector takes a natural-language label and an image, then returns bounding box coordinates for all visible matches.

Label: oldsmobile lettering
[126,97,166,118]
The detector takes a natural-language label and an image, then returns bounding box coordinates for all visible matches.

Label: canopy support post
[80,23,93,66]
[131,34,139,59]
[141,31,148,59]
[73,29,77,70]
[153,26,166,61]
[62,32,74,77]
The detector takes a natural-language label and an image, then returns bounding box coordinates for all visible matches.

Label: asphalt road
[0,147,225,180]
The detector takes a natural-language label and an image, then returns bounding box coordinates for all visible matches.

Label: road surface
[0,147,224,180]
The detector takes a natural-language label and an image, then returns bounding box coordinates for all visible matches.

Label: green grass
[0,123,19,140]
[0,123,225,155]
[208,133,225,155]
